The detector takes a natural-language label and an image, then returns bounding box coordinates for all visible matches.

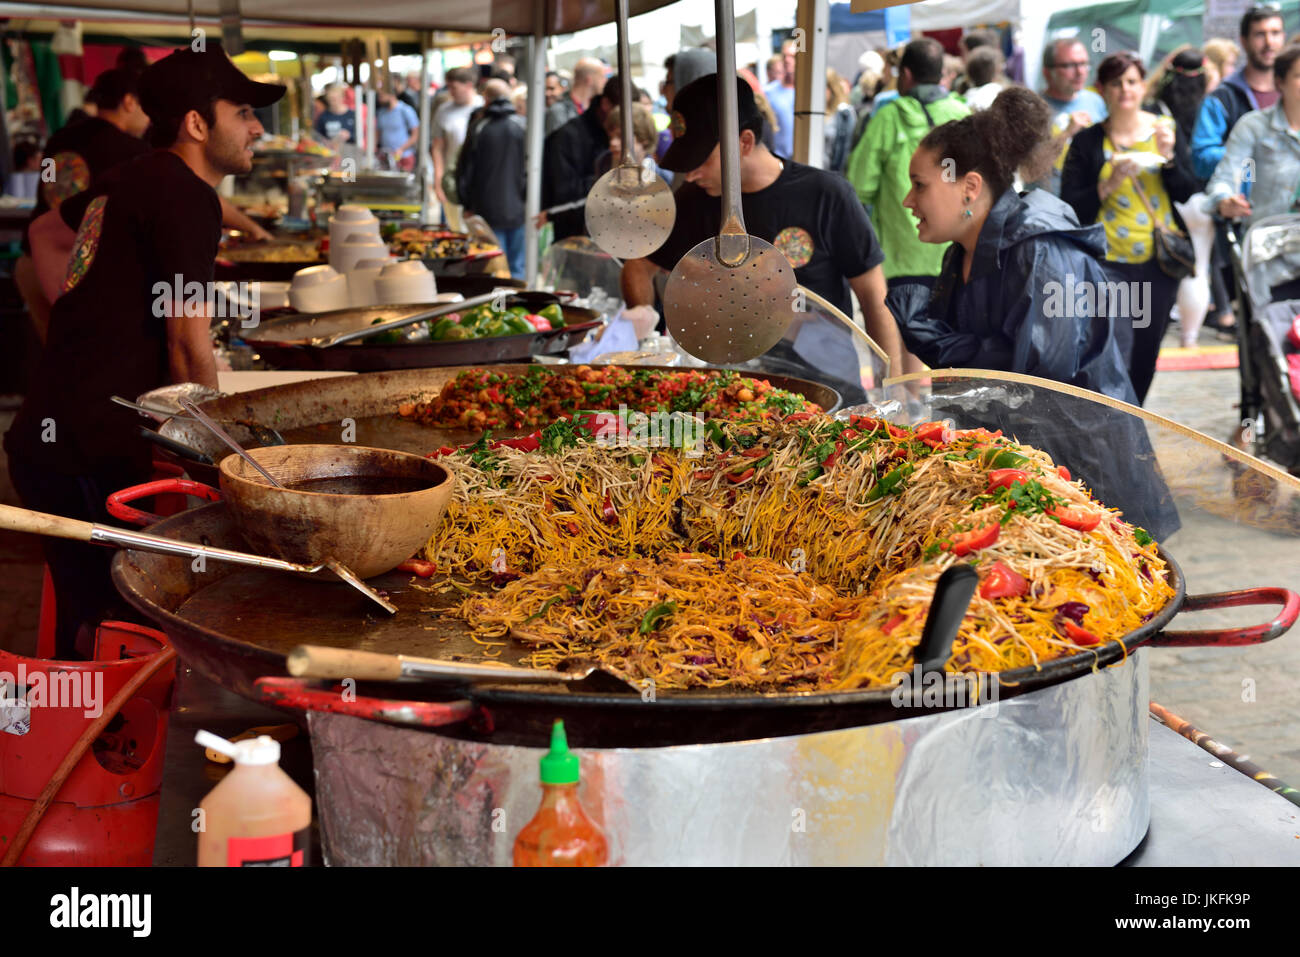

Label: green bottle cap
[539,719,580,785]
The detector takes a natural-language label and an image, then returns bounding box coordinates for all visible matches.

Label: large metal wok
[148,364,841,487]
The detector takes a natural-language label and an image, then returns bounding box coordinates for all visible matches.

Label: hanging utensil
[661,0,797,364]
[286,644,637,692]
[0,503,396,614]
[914,565,980,677]
[178,398,396,614]
[584,0,675,260]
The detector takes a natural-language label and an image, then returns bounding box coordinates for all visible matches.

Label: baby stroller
[1225,212,1300,475]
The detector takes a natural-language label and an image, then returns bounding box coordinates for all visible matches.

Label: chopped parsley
[971,478,1060,525]
[1133,527,1153,547]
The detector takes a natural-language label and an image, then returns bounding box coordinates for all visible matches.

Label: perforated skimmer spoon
[662,0,797,364]
[583,0,675,260]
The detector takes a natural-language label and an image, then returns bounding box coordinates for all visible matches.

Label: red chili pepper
[602,492,617,524]
[1063,620,1101,646]
[725,467,756,484]
[849,414,881,431]
[882,614,905,635]
[986,468,1030,493]
[784,412,816,423]
[913,422,947,445]
[741,446,769,458]
[1058,465,1072,481]
[397,558,437,578]
[1047,505,1101,532]
[731,551,746,561]
[821,440,846,470]
[563,521,581,536]
[492,433,541,452]
[693,469,715,480]
[839,428,860,441]
[886,424,910,441]
[978,560,1028,599]
[429,445,458,458]
[945,522,1000,556]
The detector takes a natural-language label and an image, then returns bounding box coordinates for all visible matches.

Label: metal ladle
[583,0,676,260]
[662,0,797,364]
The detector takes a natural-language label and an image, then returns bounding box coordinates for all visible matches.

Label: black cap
[661,73,762,172]
[140,43,284,122]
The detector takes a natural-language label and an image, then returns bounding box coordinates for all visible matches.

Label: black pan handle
[1151,587,1300,647]
[138,426,214,465]
[915,564,979,674]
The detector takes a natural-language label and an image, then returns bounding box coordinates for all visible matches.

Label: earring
[962,196,973,218]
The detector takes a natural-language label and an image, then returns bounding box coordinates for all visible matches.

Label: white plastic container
[373,259,437,304]
[327,204,380,250]
[289,264,349,314]
[347,256,395,308]
[195,730,312,867]
[331,230,389,274]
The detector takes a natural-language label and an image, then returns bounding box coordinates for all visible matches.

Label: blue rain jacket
[886,188,1139,404]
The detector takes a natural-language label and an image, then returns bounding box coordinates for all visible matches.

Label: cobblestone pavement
[2,329,1298,787]
[1142,334,1300,788]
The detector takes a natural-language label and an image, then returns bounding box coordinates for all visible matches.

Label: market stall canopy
[0,0,680,34]
[849,0,1021,30]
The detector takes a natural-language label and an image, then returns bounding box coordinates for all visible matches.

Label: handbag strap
[1128,171,1187,237]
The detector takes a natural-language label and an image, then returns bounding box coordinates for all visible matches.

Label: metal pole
[792,0,827,168]
[417,35,434,224]
[524,0,547,286]
[365,87,377,170]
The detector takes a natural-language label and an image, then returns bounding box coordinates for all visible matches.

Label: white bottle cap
[196,730,281,766]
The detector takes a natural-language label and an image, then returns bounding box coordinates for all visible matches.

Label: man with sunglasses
[1191,4,1287,178]
[1036,38,1108,195]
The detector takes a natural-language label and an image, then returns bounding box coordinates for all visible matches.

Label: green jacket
[845,87,970,280]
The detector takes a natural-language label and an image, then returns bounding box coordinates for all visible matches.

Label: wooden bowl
[218,444,453,578]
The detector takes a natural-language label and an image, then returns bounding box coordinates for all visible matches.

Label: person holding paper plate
[1060,51,1201,404]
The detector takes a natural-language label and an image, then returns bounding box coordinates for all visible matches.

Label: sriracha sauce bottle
[513,720,608,867]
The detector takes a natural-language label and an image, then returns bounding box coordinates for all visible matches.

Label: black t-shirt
[648,160,885,316]
[5,151,222,474]
[22,117,149,254]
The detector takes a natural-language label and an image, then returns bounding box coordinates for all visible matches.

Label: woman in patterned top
[1061,51,1201,404]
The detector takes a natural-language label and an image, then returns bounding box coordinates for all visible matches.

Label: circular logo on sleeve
[62,195,107,294]
[43,151,90,210]
[669,111,687,138]
[774,226,814,269]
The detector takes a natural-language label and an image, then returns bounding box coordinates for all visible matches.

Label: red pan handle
[1150,587,1300,647]
[254,676,476,728]
[106,478,223,526]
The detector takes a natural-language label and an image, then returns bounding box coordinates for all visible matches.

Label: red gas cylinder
[0,621,176,866]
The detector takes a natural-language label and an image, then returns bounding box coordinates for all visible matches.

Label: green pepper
[502,314,534,336]
[430,317,461,339]
[705,421,729,450]
[751,453,773,469]
[797,465,823,486]
[865,463,914,502]
[982,448,1031,470]
[367,318,406,344]
[639,601,677,634]
[525,595,564,621]
[481,319,511,338]
[538,303,565,328]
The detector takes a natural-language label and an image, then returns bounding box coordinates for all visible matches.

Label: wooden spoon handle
[0,502,96,542]
[286,645,406,681]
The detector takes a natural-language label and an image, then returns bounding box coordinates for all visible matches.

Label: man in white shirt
[431,67,483,231]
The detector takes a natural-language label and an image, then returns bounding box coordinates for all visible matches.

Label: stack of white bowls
[373,260,437,304]
[289,265,350,314]
[328,205,381,258]
[348,257,395,308]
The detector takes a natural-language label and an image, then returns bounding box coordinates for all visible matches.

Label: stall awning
[0,0,680,35]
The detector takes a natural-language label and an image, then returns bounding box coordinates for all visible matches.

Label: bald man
[545,57,608,135]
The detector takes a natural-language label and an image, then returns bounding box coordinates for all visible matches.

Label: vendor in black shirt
[621,74,904,392]
[15,68,151,344]
[5,45,284,658]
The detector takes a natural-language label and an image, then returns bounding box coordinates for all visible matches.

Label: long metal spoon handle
[91,524,317,572]
[312,290,500,348]
[714,0,749,266]
[616,0,636,171]
[180,397,283,488]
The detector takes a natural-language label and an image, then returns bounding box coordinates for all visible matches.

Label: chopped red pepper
[693,469,715,480]
[784,412,816,423]
[1058,466,1072,481]
[725,467,756,484]
[882,614,905,635]
[741,446,769,458]
[563,521,581,536]
[886,424,910,441]
[986,468,1030,493]
[821,440,846,470]
[979,560,1028,599]
[397,558,437,578]
[601,492,618,524]
[946,522,1000,556]
[1047,505,1100,532]
[1063,620,1101,646]
[492,433,541,452]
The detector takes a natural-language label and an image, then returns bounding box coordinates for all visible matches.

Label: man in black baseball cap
[620,73,904,398]
[7,44,284,657]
